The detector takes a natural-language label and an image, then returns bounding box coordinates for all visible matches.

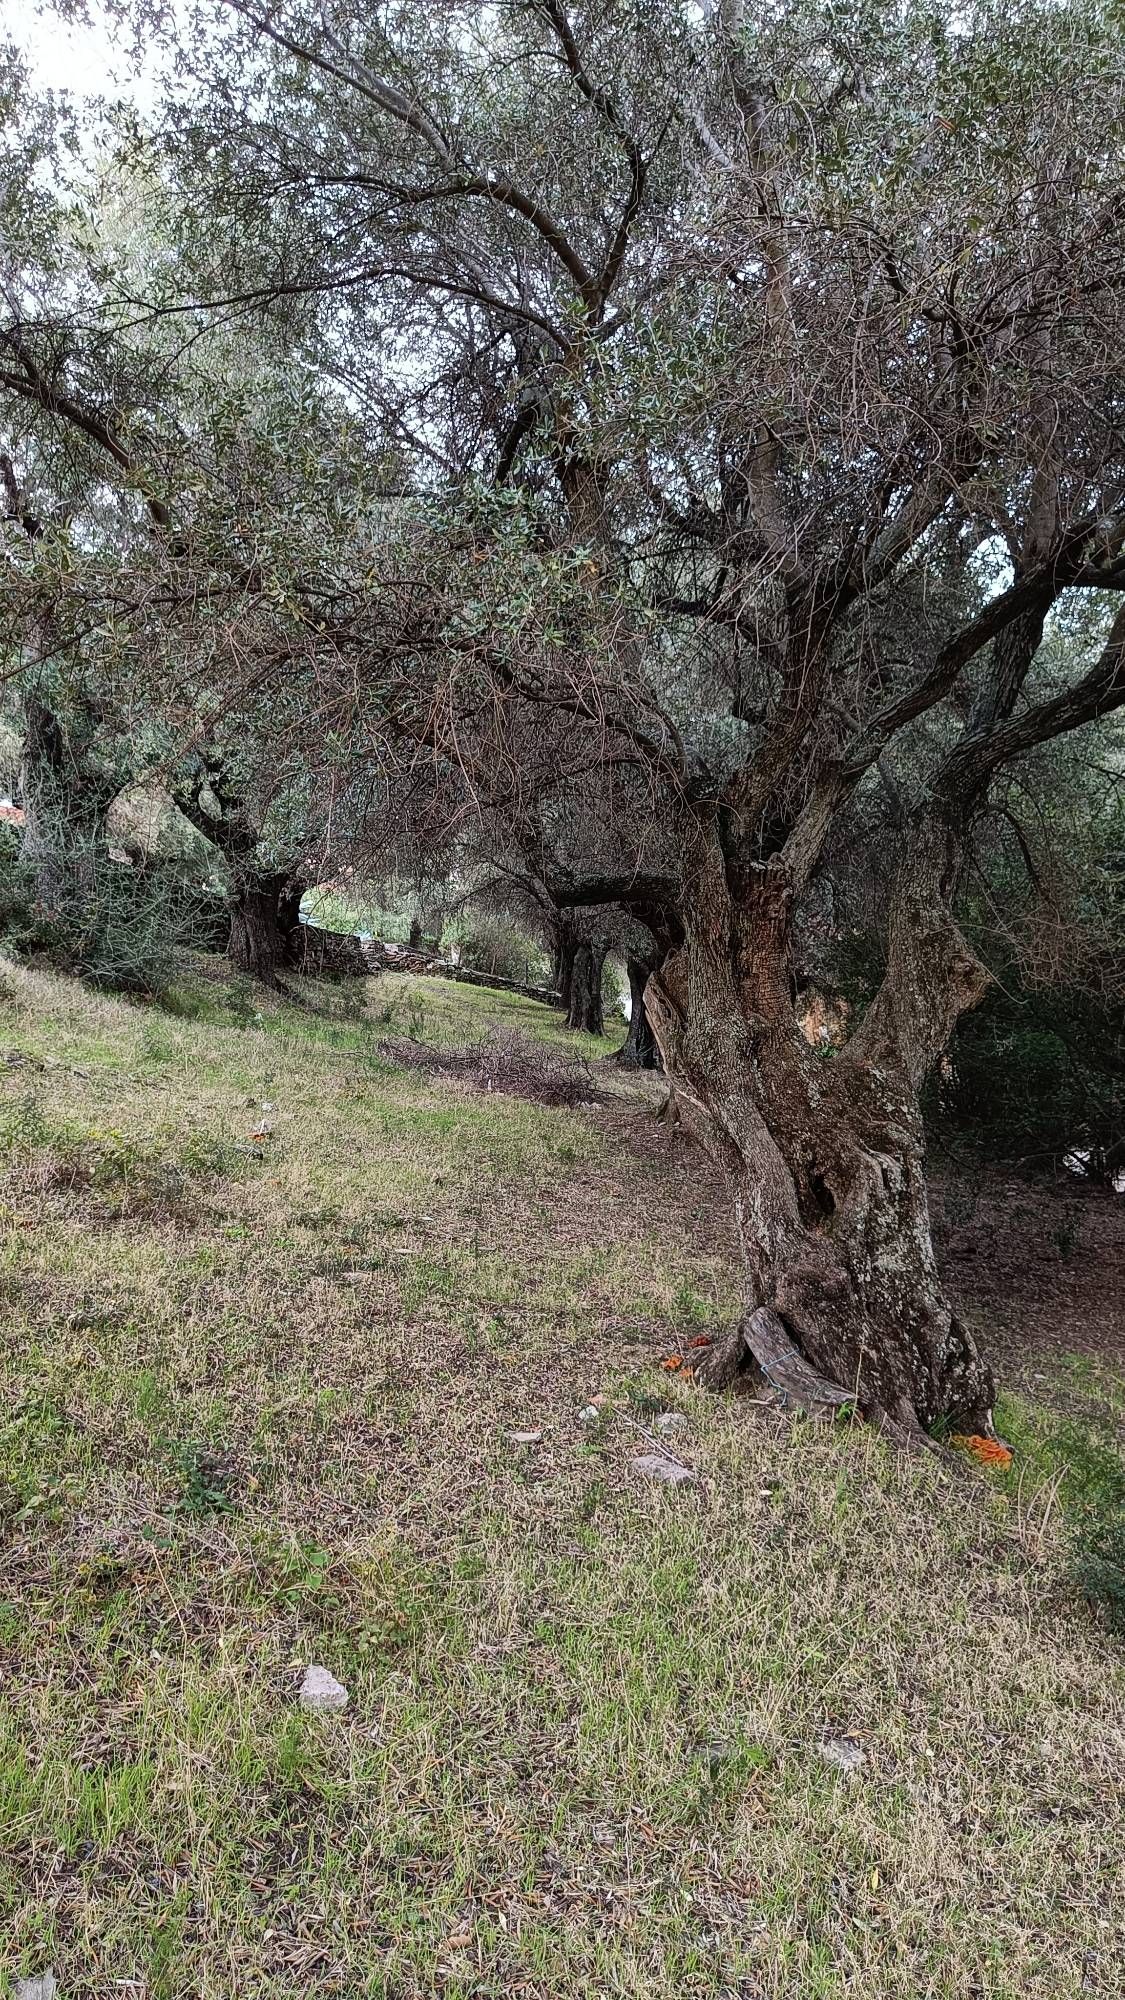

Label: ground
[1,960,1123,2000]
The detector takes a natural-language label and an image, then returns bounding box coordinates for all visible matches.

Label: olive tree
[42,0,1125,1433]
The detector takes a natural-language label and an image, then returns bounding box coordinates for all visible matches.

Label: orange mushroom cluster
[658,1336,712,1375]
[951,1433,1014,1470]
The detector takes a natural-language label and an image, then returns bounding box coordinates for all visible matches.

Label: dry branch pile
[379,1028,603,1108]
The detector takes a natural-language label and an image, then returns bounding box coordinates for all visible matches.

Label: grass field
[1,960,1123,1999]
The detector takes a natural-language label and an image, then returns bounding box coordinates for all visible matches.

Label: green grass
[0,958,1122,1998]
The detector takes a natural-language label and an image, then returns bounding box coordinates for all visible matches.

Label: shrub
[0,825,207,996]
[453,913,545,984]
[928,983,1123,1173]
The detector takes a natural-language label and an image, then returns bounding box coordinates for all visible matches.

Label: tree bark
[276,877,306,939]
[554,920,578,1014]
[645,811,995,1440]
[171,758,304,986]
[616,956,661,1068]
[227,869,291,982]
[566,937,607,1035]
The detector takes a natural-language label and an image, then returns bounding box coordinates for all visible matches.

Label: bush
[454,913,545,984]
[0,826,49,956]
[0,825,207,996]
[928,983,1123,1174]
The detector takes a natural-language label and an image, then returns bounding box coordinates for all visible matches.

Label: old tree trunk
[226,869,293,982]
[565,937,608,1036]
[616,956,660,1069]
[645,815,995,1440]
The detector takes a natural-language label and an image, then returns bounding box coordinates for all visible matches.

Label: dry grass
[0,960,1122,2000]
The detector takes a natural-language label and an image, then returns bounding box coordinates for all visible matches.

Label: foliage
[0,823,210,996]
[453,912,546,984]
[173,1442,237,1518]
[0,827,44,955]
[931,983,1123,1171]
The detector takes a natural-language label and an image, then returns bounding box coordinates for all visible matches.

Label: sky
[11,2,157,106]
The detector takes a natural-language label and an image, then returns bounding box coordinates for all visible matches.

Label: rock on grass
[299,1664,349,1713]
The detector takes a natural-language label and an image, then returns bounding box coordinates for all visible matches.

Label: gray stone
[299,1663,349,1713]
[655,1411,689,1434]
[818,1734,866,1775]
[631,1452,697,1486]
[14,1973,58,2000]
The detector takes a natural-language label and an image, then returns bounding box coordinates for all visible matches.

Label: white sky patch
[11,2,158,109]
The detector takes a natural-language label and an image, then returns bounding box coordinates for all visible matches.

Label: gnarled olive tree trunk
[645,814,994,1440]
[226,867,294,982]
[566,936,608,1035]
[616,955,660,1069]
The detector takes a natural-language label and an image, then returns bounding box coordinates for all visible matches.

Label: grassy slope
[0,962,1122,2000]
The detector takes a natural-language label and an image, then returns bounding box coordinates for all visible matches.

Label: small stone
[631,1452,697,1486]
[506,1430,542,1445]
[818,1734,866,1775]
[655,1411,688,1434]
[14,1974,58,2000]
[299,1663,349,1714]
[578,1404,601,1424]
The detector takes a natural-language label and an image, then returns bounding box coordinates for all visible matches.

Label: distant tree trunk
[566,937,607,1035]
[616,956,660,1068]
[227,868,290,982]
[171,757,305,987]
[554,920,578,1011]
[646,812,996,1441]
